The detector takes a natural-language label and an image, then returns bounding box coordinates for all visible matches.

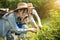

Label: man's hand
[38,25,42,30]
[31,28,37,33]
[28,28,37,33]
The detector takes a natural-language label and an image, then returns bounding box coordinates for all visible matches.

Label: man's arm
[7,13,37,33]
[29,15,37,28]
[7,13,28,33]
[32,9,42,29]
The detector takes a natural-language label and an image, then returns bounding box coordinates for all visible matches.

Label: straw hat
[14,2,28,11]
[27,3,35,8]
[27,3,35,14]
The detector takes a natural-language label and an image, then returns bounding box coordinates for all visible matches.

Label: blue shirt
[0,12,27,37]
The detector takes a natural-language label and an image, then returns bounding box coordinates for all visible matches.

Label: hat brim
[14,6,28,12]
[29,7,35,8]
[14,6,35,12]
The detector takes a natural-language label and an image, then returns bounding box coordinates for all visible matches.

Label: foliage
[0,0,60,40]
[24,10,60,40]
[0,0,57,19]
[37,10,60,40]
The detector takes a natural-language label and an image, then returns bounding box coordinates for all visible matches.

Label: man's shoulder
[8,12,15,16]
[7,12,15,18]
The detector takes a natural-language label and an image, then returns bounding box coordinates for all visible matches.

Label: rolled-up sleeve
[7,13,27,34]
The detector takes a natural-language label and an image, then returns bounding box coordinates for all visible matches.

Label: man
[27,3,42,29]
[4,3,37,40]
[0,3,37,40]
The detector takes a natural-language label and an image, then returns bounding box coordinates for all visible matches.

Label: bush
[37,10,60,40]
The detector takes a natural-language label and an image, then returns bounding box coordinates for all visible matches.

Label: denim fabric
[7,13,27,34]
[0,12,27,37]
[0,18,10,37]
[6,31,14,40]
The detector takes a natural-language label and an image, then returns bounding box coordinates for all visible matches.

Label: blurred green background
[0,0,60,40]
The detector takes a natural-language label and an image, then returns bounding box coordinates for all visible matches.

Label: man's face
[28,7,32,14]
[17,9,23,16]
[17,8,28,15]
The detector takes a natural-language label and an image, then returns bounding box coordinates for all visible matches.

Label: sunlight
[56,0,60,6]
